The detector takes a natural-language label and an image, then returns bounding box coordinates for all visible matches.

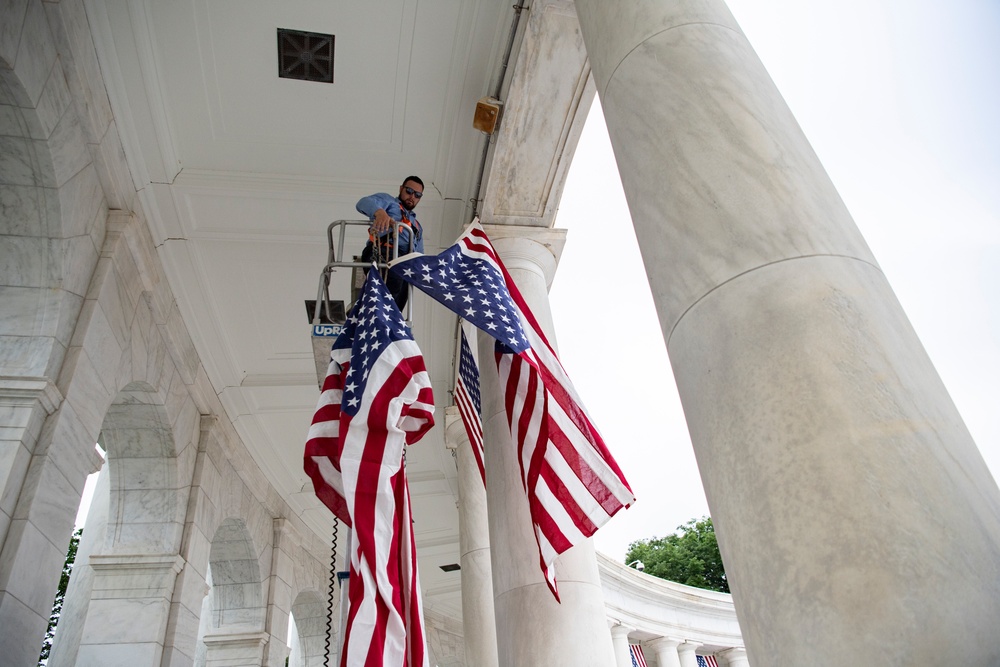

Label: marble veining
[0,135,35,187]
[48,106,91,188]
[0,183,44,236]
[29,54,72,142]
[0,104,26,138]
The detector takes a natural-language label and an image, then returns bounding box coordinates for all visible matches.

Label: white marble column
[477,226,616,666]
[444,406,499,667]
[0,378,65,661]
[574,1,1000,665]
[0,378,62,547]
[262,519,294,667]
[676,642,701,667]
[203,630,269,666]
[719,647,749,667]
[0,396,100,665]
[609,624,634,667]
[76,554,185,665]
[647,637,682,667]
[48,466,110,667]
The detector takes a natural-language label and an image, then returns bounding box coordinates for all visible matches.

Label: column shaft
[573,1,1000,665]
[48,466,111,667]
[262,519,294,667]
[478,231,616,666]
[609,625,634,667]
[647,637,682,667]
[76,554,185,665]
[0,385,97,666]
[720,647,750,667]
[676,642,701,667]
[0,379,60,547]
[203,630,269,666]
[445,407,499,667]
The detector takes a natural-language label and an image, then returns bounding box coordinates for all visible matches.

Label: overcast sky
[550,0,1000,560]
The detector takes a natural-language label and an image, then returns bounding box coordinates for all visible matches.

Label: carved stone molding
[0,376,64,414]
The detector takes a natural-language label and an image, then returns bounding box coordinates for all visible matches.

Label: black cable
[324,518,338,666]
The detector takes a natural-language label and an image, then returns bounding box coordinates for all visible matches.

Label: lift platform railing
[310,219,412,388]
[311,219,413,325]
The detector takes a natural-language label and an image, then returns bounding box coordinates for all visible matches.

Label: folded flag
[390,219,634,599]
[304,267,434,667]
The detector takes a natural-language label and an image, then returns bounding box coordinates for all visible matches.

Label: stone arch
[1,0,106,383]
[289,589,330,667]
[99,381,184,554]
[207,517,266,630]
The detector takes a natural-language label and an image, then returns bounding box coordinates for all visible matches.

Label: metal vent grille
[277,29,334,83]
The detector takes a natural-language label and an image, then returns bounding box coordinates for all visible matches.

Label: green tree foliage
[38,528,82,665]
[624,517,729,593]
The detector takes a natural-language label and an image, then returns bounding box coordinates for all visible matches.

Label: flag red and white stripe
[454,322,486,487]
[630,644,648,667]
[391,220,634,599]
[304,268,434,667]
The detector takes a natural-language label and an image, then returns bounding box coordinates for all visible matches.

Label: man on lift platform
[356,176,425,309]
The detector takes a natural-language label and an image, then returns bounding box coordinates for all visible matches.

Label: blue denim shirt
[355,192,424,256]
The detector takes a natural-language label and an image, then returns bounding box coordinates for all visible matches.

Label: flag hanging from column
[696,655,719,667]
[454,322,486,487]
[304,266,434,667]
[630,644,648,667]
[390,219,634,600]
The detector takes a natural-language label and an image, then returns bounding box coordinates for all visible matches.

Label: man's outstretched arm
[357,193,402,234]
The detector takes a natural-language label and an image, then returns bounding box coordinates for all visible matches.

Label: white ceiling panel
[188,238,320,376]
[144,0,492,185]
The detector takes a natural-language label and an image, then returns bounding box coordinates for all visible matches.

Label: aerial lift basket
[308,219,410,388]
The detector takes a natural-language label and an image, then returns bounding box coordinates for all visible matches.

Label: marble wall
[47,465,108,667]
[1,1,333,664]
[1,1,109,661]
[288,590,328,667]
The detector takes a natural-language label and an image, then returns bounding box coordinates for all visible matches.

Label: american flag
[303,267,434,667]
[696,655,719,667]
[629,644,648,667]
[454,323,486,487]
[390,219,634,599]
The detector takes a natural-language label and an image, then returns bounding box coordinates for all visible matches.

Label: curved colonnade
[599,553,747,667]
[7,0,1000,665]
[0,5,748,663]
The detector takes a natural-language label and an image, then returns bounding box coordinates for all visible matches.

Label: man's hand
[372,209,392,234]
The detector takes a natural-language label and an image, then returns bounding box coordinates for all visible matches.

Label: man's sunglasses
[404,186,423,199]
